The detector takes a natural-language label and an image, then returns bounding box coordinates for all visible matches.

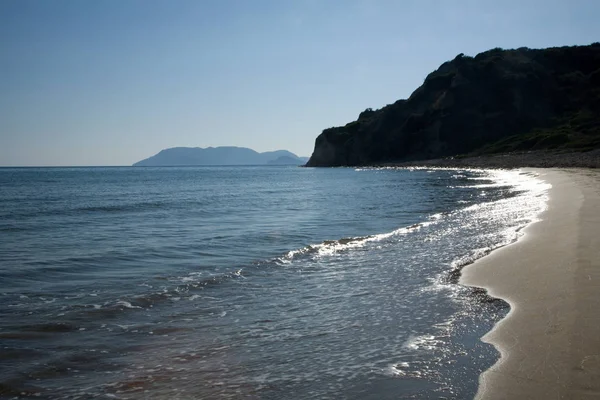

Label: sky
[1,0,599,166]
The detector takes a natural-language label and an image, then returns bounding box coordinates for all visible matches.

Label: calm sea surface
[0,166,549,399]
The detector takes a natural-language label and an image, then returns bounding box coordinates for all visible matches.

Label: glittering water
[0,166,549,399]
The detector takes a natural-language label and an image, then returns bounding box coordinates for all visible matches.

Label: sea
[0,166,550,399]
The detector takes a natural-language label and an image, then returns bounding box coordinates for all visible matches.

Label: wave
[277,221,436,263]
[75,201,168,213]
[6,169,552,329]
[67,269,249,320]
[0,200,170,221]
[10,168,551,330]
[278,170,548,268]
[41,219,443,322]
[0,225,30,232]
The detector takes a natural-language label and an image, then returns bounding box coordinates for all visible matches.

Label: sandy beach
[461,168,600,399]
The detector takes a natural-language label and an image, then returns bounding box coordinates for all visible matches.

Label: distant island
[133,147,309,166]
[307,43,600,167]
[267,155,310,165]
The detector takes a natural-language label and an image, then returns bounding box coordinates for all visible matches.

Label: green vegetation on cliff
[306,44,600,166]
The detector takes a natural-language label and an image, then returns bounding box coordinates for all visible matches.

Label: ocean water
[0,166,550,399]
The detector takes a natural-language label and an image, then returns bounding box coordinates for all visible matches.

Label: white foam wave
[425,168,551,297]
[385,362,410,376]
[280,221,438,262]
[450,246,496,270]
[116,300,141,309]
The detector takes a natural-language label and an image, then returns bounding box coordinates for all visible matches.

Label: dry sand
[461,168,600,399]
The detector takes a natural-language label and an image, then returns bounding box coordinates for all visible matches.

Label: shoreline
[460,168,600,399]
[373,149,600,169]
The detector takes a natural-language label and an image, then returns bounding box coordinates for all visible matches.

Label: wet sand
[461,168,600,399]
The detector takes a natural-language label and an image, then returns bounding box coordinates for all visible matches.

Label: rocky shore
[380,149,600,169]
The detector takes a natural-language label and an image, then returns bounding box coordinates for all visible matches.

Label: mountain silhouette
[133,146,307,166]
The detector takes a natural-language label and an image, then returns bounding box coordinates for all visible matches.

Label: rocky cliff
[307,44,600,166]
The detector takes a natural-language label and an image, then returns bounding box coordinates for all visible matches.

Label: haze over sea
[0,166,549,399]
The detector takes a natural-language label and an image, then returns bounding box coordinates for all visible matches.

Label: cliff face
[307,44,600,166]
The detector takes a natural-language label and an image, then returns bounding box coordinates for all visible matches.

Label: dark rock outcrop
[307,44,600,167]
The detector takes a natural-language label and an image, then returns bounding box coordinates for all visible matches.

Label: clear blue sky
[1,0,599,166]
